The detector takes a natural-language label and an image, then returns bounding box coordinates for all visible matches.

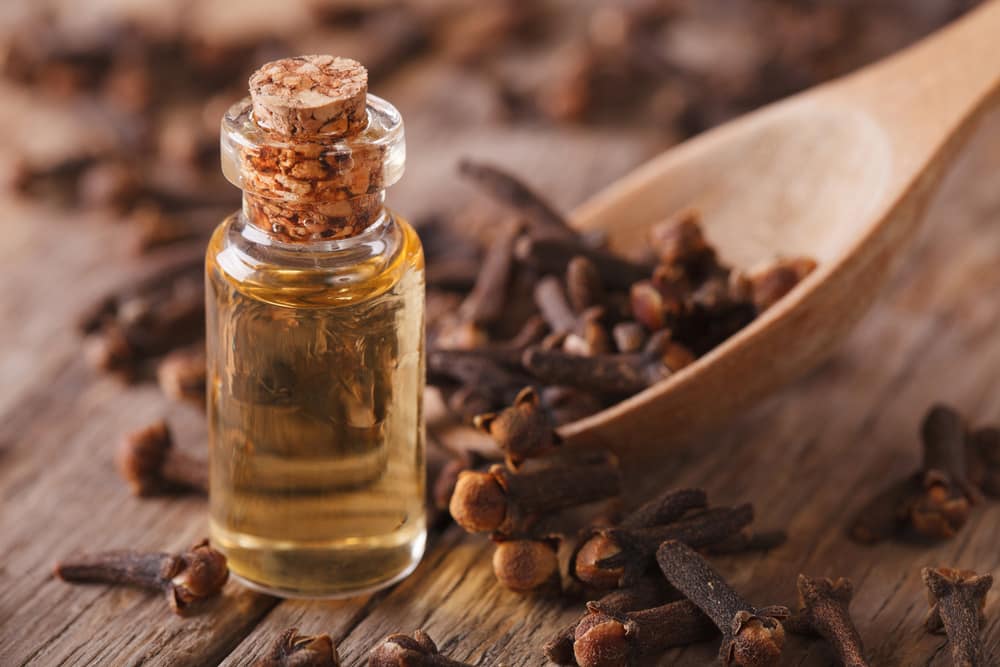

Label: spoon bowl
[561,1,1000,453]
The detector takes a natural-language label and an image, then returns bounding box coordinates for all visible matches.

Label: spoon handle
[828,1,1000,183]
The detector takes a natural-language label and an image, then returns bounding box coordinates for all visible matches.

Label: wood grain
[2,55,1000,667]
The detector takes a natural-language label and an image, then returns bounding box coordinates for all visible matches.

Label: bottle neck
[241,190,386,244]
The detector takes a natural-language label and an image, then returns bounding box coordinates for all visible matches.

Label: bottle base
[213,522,427,599]
[229,547,424,599]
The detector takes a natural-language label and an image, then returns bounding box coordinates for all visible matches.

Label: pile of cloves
[429,160,816,424]
[850,403,1000,544]
[448,388,621,592]
[542,484,786,666]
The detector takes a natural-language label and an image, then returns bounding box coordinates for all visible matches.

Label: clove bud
[369,630,472,667]
[573,504,753,589]
[543,577,668,665]
[491,537,560,592]
[253,628,341,667]
[449,457,620,534]
[573,598,717,667]
[922,567,993,667]
[116,420,207,496]
[785,575,869,667]
[657,540,788,667]
[55,539,228,615]
[473,386,560,468]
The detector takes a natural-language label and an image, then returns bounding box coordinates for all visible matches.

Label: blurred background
[0,0,985,413]
[0,0,981,245]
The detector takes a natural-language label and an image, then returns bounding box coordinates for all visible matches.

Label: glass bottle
[206,56,425,598]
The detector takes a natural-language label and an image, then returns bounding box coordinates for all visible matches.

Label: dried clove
[784,575,869,667]
[79,253,205,377]
[648,208,719,278]
[922,567,994,667]
[449,457,620,534]
[521,348,651,396]
[116,420,207,496]
[544,578,668,665]
[619,487,709,529]
[573,598,717,667]
[745,257,817,312]
[850,404,983,544]
[473,386,560,468]
[369,630,472,667]
[457,158,574,238]
[573,504,754,589]
[657,540,788,667]
[491,536,560,592]
[55,539,228,615]
[534,275,578,334]
[253,628,341,667]
[912,404,979,540]
[157,345,207,408]
[566,255,606,313]
[515,232,651,290]
[459,217,522,326]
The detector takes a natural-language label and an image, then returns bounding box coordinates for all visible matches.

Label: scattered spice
[543,577,668,665]
[785,575,869,667]
[850,404,987,544]
[54,539,227,615]
[473,386,560,468]
[922,567,993,667]
[79,253,205,379]
[491,537,560,592]
[369,631,472,667]
[573,504,755,590]
[657,540,789,667]
[254,628,341,667]
[449,456,620,534]
[573,598,717,667]
[457,159,574,238]
[116,420,207,496]
[459,218,522,326]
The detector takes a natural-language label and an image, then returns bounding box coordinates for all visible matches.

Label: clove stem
[573,599,717,667]
[656,540,788,667]
[922,567,993,667]
[55,539,228,614]
[450,457,620,534]
[784,575,869,667]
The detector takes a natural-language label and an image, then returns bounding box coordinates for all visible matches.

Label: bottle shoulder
[207,210,423,309]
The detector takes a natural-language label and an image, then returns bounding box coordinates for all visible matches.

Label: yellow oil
[205,212,426,598]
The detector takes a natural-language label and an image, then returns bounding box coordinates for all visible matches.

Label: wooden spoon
[561,2,1000,453]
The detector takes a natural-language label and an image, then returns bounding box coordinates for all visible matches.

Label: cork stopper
[249,55,368,138]
[221,55,405,243]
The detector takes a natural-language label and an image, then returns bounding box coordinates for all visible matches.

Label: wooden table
[2,60,1000,665]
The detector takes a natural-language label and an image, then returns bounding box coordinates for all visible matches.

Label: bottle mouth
[220,93,406,202]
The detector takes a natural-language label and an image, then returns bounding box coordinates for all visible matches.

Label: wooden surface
[3,58,1000,667]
